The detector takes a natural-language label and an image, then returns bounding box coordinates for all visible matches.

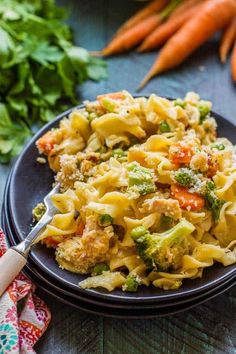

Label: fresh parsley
[0,0,107,162]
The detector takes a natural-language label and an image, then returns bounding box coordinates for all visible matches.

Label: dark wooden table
[0,0,236,352]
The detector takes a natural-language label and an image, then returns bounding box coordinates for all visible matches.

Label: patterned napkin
[0,230,51,354]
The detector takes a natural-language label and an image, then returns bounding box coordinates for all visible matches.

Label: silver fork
[0,183,60,297]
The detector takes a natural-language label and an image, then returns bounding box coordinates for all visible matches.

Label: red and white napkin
[0,230,51,354]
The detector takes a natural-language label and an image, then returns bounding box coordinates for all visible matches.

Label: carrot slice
[44,237,61,248]
[169,142,193,164]
[76,220,85,236]
[97,92,125,101]
[36,131,58,155]
[207,155,218,178]
[171,185,205,211]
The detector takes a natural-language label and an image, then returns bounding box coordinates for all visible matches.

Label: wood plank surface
[0,0,235,353]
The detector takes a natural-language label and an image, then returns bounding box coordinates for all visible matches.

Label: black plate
[7,104,236,303]
[3,202,235,312]
[2,208,236,319]
[3,184,236,312]
[2,204,236,318]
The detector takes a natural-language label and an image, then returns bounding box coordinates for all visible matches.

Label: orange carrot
[169,142,193,164]
[139,0,236,89]
[76,220,85,236]
[116,0,168,35]
[207,154,218,178]
[44,237,61,248]
[102,0,182,56]
[102,14,162,56]
[231,38,236,83]
[169,0,203,18]
[219,18,236,64]
[138,3,202,52]
[171,185,205,211]
[36,131,58,155]
[97,92,125,101]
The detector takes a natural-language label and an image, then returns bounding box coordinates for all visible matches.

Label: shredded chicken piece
[140,196,182,220]
[78,151,100,176]
[56,215,114,274]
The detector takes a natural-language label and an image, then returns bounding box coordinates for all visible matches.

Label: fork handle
[0,248,27,297]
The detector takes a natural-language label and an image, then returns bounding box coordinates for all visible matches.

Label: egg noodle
[34,91,236,292]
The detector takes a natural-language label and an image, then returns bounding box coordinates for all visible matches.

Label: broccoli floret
[198,102,211,123]
[111,148,127,160]
[98,214,113,226]
[127,162,156,196]
[204,182,225,221]
[159,121,171,133]
[32,203,46,222]
[122,274,141,292]
[131,219,195,271]
[91,263,110,276]
[174,168,195,188]
[205,181,215,191]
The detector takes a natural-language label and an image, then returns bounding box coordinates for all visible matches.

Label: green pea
[159,121,171,133]
[99,214,113,226]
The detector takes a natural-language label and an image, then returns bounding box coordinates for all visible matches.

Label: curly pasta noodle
[35,91,236,292]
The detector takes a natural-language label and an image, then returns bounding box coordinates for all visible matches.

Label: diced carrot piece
[44,237,60,248]
[36,131,58,155]
[76,220,85,236]
[97,92,125,102]
[171,184,205,211]
[207,155,218,178]
[169,142,193,164]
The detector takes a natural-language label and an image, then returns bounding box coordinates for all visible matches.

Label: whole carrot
[139,0,236,89]
[116,0,168,35]
[219,18,236,64]
[102,0,181,56]
[231,39,236,83]
[138,3,203,52]
[102,15,162,56]
[169,0,203,18]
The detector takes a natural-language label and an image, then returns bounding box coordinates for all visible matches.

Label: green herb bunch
[0,0,107,163]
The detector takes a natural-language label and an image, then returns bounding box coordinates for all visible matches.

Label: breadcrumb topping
[56,215,114,274]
